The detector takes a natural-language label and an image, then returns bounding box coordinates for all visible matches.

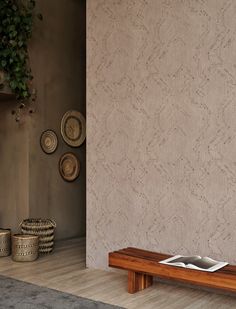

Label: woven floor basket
[0,229,11,257]
[12,234,39,262]
[20,219,56,254]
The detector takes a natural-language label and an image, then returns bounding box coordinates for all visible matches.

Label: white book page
[159,255,228,272]
[186,257,228,272]
[159,255,201,267]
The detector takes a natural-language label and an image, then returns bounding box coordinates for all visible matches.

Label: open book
[159,255,228,272]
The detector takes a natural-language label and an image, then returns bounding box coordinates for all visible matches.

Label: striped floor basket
[20,219,56,254]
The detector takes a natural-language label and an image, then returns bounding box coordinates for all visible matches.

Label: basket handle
[50,219,56,228]
[19,220,24,228]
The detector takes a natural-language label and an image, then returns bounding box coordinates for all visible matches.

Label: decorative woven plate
[61,110,86,147]
[59,152,80,182]
[40,130,58,154]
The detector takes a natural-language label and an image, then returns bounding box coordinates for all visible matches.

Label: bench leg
[128,271,153,293]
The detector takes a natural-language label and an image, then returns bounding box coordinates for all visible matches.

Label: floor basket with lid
[20,219,56,254]
[12,234,39,262]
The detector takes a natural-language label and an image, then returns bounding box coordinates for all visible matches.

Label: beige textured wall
[0,0,86,239]
[87,0,236,269]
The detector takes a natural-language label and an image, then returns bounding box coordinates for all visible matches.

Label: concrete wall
[28,0,86,239]
[0,103,29,231]
[87,0,236,269]
[0,0,86,239]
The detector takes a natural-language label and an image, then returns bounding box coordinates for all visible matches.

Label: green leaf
[10,30,17,37]
[22,90,28,98]
[14,16,20,23]
[10,80,17,89]
[2,49,10,57]
[14,66,20,72]
[9,40,17,46]
[19,52,25,61]
[1,60,7,67]
[8,25,15,32]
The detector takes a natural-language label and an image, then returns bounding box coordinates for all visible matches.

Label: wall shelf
[0,83,15,102]
[0,71,15,102]
[0,91,15,102]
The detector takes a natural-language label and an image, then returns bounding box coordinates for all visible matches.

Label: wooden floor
[0,238,235,309]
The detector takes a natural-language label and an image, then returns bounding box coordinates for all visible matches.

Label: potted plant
[0,0,42,119]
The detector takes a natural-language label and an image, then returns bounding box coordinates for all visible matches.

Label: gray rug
[0,275,124,309]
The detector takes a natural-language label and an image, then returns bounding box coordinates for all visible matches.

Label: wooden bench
[109,247,236,294]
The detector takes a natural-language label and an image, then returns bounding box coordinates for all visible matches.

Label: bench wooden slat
[109,247,236,294]
[114,247,236,275]
[115,247,170,261]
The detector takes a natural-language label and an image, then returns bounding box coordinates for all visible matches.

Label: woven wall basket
[20,219,56,254]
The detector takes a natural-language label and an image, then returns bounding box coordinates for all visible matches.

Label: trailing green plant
[0,0,42,100]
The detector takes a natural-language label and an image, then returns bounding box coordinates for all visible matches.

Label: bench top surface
[109,247,236,276]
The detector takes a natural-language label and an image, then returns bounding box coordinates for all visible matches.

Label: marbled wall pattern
[87,0,236,269]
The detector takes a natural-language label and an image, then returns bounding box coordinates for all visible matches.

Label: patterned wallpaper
[87,0,236,270]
